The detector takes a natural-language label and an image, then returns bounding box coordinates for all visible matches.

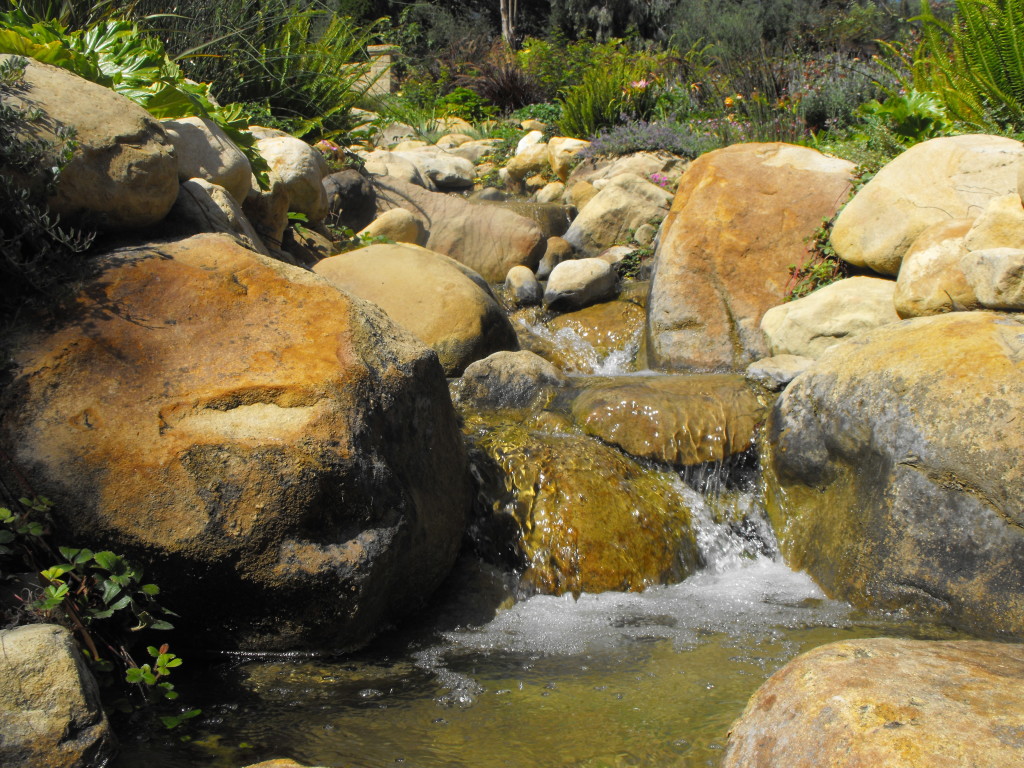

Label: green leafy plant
[786,216,849,300]
[557,58,662,138]
[435,86,497,122]
[859,90,950,144]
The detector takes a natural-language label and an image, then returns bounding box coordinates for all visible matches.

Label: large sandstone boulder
[393,148,475,190]
[256,135,330,222]
[374,177,546,281]
[313,243,518,376]
[0,624,114,768]
[723,638,1024,768]
[562,173,673,257]
[648,143,854,371]
[547,137,590,182]
[471,426,698,595]
[832,134,1024,275]
[893,218,977,318]
[566,151,689,190]
[963,247,1024,309]
[362,149,433,188]
[169,177,270,255]
[544,258,617,310]
[760,276,900,359]
[0,233,470,652]
[570,375,765,466]
[2,55,178,230]
[766,311,1024,637]
[357,208,427,246]
[162,116,252,203]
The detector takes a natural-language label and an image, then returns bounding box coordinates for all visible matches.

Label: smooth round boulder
[0,233,470,652]
[394,148,475,190]
[454,350,568,411]
[535,181,565,204]
[544,258,617,310]
[169,177,269,255]
[894,218,977,318]
[256,135,330,222]
[562,173,672,258]
[357,208,427,245]
[506,143,550,183]
[723,638,1024,768]
[2,54,178,231]
[162,116,253,203]
[962,247,1024,309]
[505,265,543,307]
[362,149,433,188]
[832,134,1024,275]
[547,137,590,182]
[536,236,574,279]
[314,243,518,376]
[766,311,1024,637]
[760,276,900,359]
[744,354,814,391]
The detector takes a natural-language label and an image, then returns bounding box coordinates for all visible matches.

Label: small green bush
[558,59,661,138]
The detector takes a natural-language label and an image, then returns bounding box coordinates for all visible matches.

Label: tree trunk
[500,0,518,48]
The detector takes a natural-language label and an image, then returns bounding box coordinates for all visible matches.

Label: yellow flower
[724,96,734,107]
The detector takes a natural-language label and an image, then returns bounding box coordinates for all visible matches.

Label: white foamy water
[512,314,641,375]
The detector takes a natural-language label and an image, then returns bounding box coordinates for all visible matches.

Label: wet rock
[256,135,330,222]
[570,375,765,466]
[745,354,814,391]
[765,311,1024,637]
[0,233,470,652]
[649,143,854,371]
[894,218,977,318]
[506,265,543,307]
[760,276,900,359]
[563,173,672,258]
[2,54,178,231]
[0,624,114,768]
[545,258,617,310]
[547,299,646,370]
[723,638,1024,768]
[162,116,252,203]
[314,243,518,376]
[471,426,698,595]
[454,350,568,411]
[832,134,1024,275]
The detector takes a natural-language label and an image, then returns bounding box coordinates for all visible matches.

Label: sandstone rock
[391,139,430,152]
[482,200,572,238]
[322,169,377,231]
[570,375,765,466]
[563,173,672,258]
[170,178,269,255]
[374,177,546,281]
[535,181,565,204]
[243,761,327,768]
[723,638,1024,768]
[435,133,473,148]
[162,116,252,202]
[760,276,900,359]
[567,151,689,189]
[358,208,427,245]
[516,129,545,155]
[0,234,470,651]
[524,173,548,193]
[520,119,546,132]
[281,224,334,267]
[471,426,698,595]
[314,243,518,375]
[546,300,646,371]
[962,247,1024,309]
[454,350,567,410]
[545,258,617,310]
[566,180,599,210]
[597,245,635,267]
[448,139,499,164]
[256,135,330,222]
[744,354,815,391]
[537,236,574,279]
[649,143,854,371]
[247,125,290,140]
[3,55,178,231]
[832,134,1024,275]
[633,222,658,247]
[547,137,590,182]
[0,624,114,768]
[243,175,289,250]
[964,192,1024,251]
[893,218,977,318]
[394,148,475,189]
[506,265,543,307]
[506,143,550,183]
[362,149,432,188]
[376,121,416,146]
[766,311,1024,636]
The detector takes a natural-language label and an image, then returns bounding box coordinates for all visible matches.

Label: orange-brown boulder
[648,143,854,371]
[0,234,470,652]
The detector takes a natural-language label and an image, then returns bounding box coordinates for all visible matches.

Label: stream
[111,286,966,768]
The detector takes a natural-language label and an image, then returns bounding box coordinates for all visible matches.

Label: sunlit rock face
[765,311,1024,638]
[0,233,471,652]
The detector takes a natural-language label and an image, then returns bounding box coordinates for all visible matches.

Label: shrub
[510,101,562,125]
[557,58,662,138]
[581,119,716,159]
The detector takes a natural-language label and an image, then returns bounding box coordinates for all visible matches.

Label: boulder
[505,265,543,307]
[0,234,470,652]
[648,143,854,371]
[447,139,499,164]
[169,178,269,255]
[313,243,518,376]
[744,354,814,391]
[723,638,1024,768]
[546,299,646,372]
[322,169,377,231]
[374,177,546,282]
[567,151,689,189]
[391,139,429,152]
[506,143,550,183]
[535,180,566,204]
[454,350,568,411]
[435,133,473,148]
[482,200,571,239]
[393,148,475,190]
[547,137,590,182]
[964,192,1024,252]
[0,624,114,768]
[570,375,765,466]
[566,180,599,210]
[544,258,617,310]
[256,135,331,221]
[471,426,698,595]
[536,236,574,279]
[832,134,1024,275]
[362,149,433,188]
[243,175,289,250]
[962,247,1024,309]
[2,54,178,231]
[162,116,252,203]
[765,311,1024,637]
[760,276,900,359]
[893,219,977,318]
[562,173,672,258]
[357,208,427,245]
[515,130,545,155]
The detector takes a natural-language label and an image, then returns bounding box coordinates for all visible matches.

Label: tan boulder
[760,276,900,359]
[169,178,269,255]
[471,426,698,596]
[832,134,1024,275]
[0,625,114,768]
[2,54,178,231]
[536,235,574,279]
[566,180,599,210]
[745,354,814,391]
[570,375,765,466]
[548,299,646,367]
[435,133,474,148]
[162,116,252,203]
[765,311,1024,637]
[374,177,546,281]
[567,151,689,189]
[894,218,977,318]
[453,350,568,411]
[505,264,543,307]
[393,148,475,189]
[358,208,427,245]
[962,247,1024,309]
[544,258,617,309]
[547,136,590,182]
[648,143,854,371]
[0,234,470,652]
[964,192,1024,251]
[362,149,433,188]
[256,135,330,222]
[243,174,290,250]
[314,243,518,375]
[563,173,673,258]
[723,639,1024,768]
[515,129,545,154]
[535,180,565,203]
[506,143,550,183]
